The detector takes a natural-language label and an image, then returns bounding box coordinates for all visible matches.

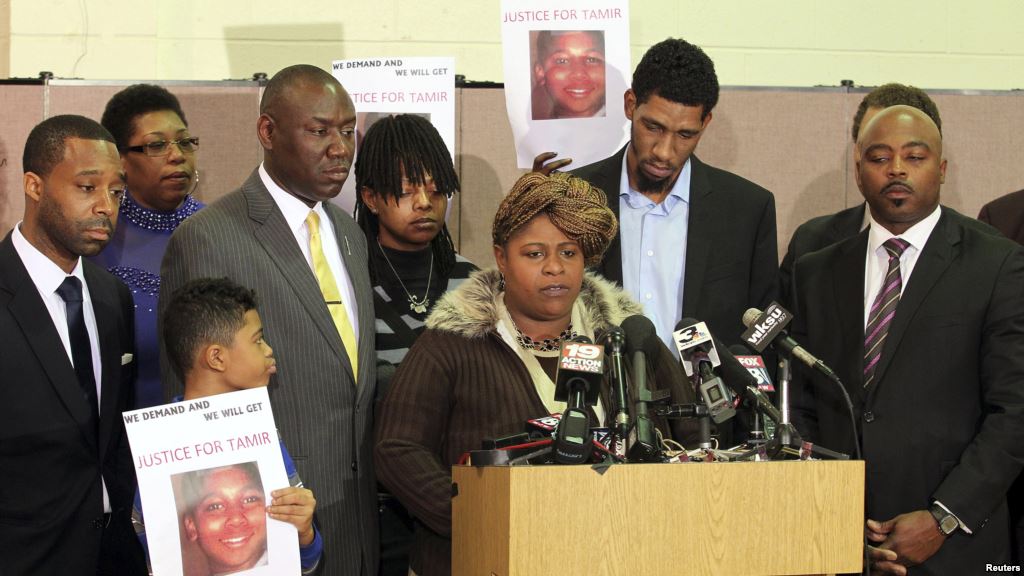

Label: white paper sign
[124,388,298,576]
[331,56,456,212]
[501,0,631,168]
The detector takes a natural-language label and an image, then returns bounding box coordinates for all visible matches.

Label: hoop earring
[189,169,200,197]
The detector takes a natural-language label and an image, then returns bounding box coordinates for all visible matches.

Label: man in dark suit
[791,105,1024,575]
[978,187,1024,563]
[779,83,942,307]
[979,188,1024,245]
[567,38,775,448]
[571,38,777,351]
[160,65,379,575]
[0,115,145,574]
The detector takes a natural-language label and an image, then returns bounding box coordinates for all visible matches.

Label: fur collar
[426,268,643,339]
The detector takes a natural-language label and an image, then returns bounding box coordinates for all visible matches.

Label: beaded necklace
[511,320,577,352]
[120,192,201,232]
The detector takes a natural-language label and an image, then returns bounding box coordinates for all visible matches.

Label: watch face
[940,516,958,535]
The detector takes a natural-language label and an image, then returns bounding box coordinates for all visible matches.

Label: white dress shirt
[259,164,360,338]
[863,205,941,329]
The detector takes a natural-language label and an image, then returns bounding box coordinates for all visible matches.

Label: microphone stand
[654,403,734,461]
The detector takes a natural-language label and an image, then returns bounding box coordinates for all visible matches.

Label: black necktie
[56,276,99,420]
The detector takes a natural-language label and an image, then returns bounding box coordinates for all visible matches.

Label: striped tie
[306,211,358,381]
[863,237,909,388]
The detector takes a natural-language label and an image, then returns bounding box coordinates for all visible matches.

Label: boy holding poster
[135,277,323,574]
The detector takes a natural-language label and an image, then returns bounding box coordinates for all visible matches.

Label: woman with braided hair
[353,113,476,576]
[374,172,696,575]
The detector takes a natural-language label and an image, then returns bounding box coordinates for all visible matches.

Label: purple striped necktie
[863,237,910,388]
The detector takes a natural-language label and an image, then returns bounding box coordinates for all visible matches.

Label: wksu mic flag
[741,303,840,382]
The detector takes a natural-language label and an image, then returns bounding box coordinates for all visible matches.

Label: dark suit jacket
[571,147,779,346]
[790,208,1024,574]
[979,188,1024,245]
[779,203,865,309]
[0,232,143,575]
[160,170,379,576]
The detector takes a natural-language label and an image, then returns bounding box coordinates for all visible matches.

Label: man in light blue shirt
[571,38,778,354]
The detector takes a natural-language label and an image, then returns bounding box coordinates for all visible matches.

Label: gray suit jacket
[160,170,378,576]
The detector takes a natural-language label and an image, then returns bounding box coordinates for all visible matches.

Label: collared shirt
[259,164,359,338]
[618,152,692,349]
[12,222,110,512]
[862,205,941,329]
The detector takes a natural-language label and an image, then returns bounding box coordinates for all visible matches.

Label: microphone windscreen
[620,314,658,356]
[674,317,701,332]
[742,308,763,329]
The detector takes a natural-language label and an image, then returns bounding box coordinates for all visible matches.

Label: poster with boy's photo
[125,388,300,575]
[501,0,631,168]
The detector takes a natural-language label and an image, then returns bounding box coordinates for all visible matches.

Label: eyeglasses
[123,137,200,157]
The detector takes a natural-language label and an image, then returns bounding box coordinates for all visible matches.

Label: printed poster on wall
[331,56,456,212]
[501,0,630,169]
[124,387,299,576]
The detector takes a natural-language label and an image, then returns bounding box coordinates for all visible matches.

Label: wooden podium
[452,460,864,576]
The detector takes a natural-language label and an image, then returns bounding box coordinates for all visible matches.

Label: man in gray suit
[160,65,378,575]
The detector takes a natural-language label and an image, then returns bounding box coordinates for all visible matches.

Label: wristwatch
[928,503,959,536]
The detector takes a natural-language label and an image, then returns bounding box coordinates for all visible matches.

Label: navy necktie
[56,276,99,420]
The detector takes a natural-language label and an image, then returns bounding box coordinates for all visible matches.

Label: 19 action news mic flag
[552,336,604,464]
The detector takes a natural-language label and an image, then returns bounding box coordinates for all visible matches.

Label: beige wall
[4,1,1024,90]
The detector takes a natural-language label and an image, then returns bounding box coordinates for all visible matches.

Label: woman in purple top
[92,84,202,408]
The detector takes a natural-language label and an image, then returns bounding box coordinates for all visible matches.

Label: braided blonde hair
[492,172,617,266]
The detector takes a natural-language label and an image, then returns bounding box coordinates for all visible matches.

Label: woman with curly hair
[374,172,696,575]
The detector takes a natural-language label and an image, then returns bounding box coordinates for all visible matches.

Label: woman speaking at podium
[375,172,694,575]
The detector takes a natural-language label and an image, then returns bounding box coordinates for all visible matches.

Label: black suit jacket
[779,203,865,309]
[790,208,1024,574]
[571,147,778,346]
[0,231,143,575]
[979,188,1024,245]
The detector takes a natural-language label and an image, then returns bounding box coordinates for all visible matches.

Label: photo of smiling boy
[531,30,606,120]
[177,462,268,575]
[133,277,323,574]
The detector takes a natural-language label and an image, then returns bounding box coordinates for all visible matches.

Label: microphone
[740,304,839,383]
[552,336,604,464]
[674,318,782,425]
[723,345,782,425]
[599,326,630,457]
[673,318,735,424]
[553,336,604,408]
[620,315,661,462]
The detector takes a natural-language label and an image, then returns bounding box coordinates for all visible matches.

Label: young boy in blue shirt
[135,277,323,573]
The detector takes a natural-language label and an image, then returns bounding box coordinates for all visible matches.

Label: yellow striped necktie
[306,210,358,380]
